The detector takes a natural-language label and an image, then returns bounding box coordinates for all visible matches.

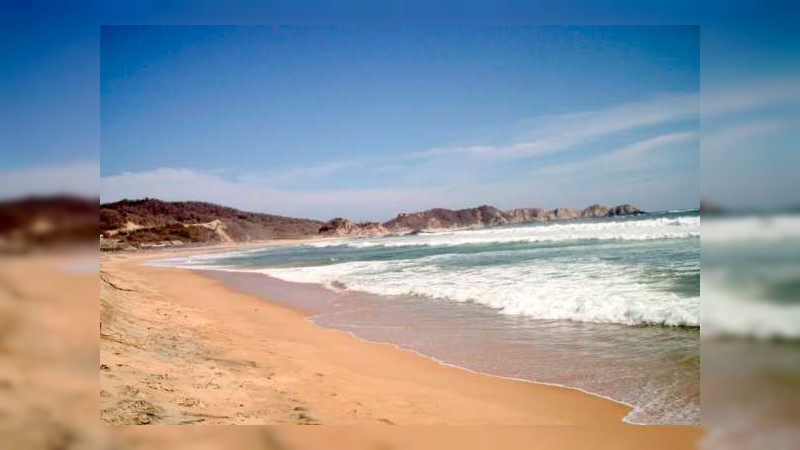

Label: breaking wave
[306,216,699,249]
[252,256,699,327]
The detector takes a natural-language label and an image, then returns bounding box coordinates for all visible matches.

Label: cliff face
[377,204,643,234]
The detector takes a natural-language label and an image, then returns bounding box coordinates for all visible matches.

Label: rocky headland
[99,198,644,246]
[320,203,643,237]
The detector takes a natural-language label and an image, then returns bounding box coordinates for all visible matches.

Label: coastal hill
[100,199,323,249]
[100,198,643,249]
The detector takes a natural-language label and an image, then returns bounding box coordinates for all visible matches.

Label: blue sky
[98,26,701,220]
[0,20,99,198]
[2,8,796,215]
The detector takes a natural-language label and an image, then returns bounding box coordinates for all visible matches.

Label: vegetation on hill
[113,223,218,246]
[100,199,323,247]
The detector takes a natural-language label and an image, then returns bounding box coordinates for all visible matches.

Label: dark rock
[319,218,388,237]
[607,204,643,216]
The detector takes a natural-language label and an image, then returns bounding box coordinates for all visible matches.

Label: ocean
[153,210,701,424]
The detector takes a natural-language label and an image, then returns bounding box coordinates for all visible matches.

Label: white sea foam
[252,256,699,327]
[306,216,700,249]
[154,215,700,327]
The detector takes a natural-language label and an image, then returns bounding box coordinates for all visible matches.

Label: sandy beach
[101,247,628,425]
[99,243,699,433]
[0,248,704,449]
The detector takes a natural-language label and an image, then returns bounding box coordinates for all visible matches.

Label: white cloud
[0,161,99,200]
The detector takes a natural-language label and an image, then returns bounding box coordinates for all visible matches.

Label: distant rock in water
[581,204,643,218]
[503,208,551,223]
[581,204,610,218]
[607,204,643,216]
[383,205,508,232]
[552,207,581,220]
[319,218,389,237]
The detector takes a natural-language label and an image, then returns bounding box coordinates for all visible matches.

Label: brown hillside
[100,199,323,245]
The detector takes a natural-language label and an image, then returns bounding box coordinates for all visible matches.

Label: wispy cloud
[256,92,700,184]
[533,132,697,178]
[266,78,794,180]
[413,92,698,161]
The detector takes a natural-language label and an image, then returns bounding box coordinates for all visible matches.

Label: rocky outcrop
[319,218,389,237]
[383,205,508,232]
[607,204,642,216]
[503,208,551,223]
[380,204,643,234]
[581,204,644,218]
[319,203,644,237]
[581,204,610,218]
[551,207,581,220]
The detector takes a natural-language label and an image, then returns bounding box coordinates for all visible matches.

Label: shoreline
[101,241,701,435]
[154,244,699,425]
[192,267,648,423]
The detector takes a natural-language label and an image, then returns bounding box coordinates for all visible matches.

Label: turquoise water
[157,211,700,424]
[176,211,700,327]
